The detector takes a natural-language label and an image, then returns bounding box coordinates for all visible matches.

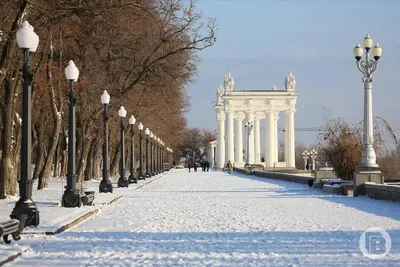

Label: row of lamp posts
[10,21,174,230]
[302,149,318,171]
[99,91,170,192]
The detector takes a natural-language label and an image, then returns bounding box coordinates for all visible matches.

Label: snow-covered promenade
[4,169,400,266]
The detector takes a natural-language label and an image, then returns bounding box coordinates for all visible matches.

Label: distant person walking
[226,160,233,174]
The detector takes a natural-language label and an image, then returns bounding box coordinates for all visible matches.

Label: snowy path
[6,170,400,266]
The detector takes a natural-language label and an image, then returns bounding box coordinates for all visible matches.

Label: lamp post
[138,122,145,179]
[157,137,161,173]
[353,34,382,168]
[153,134,157,175]
[61,60,81,207]
[150,132,154,176]
[310,148,318,171]
[145,128,151,177]
[302,150,310,170]
[128,115,137,184]
[11,21,40,227]
[244,121,253,166]
[117,106,129,188]
[154,136,158,174]
[161,141,165,172]
[160,141,163,173]
[99,90,113,193]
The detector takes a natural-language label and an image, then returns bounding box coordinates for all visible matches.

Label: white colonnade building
[214,70,298,169]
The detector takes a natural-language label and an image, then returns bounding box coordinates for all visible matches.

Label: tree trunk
[93,150,102,180]
[77,137,92,183]
[84,140,96,181]
[110,142,120,177]
[38,34,63,189]
[53,138,62,178]
[60,149,67,178]
[33,133,45,181]
[0,70,19,198]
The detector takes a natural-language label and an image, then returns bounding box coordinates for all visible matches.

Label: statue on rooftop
[285,70,296,91]
[223,69,235,93]
[217,84,224,103]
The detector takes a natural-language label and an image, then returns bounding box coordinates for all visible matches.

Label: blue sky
[186,0,400,148]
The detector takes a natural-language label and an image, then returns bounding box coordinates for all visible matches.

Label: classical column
[273,111,279,164]
[210,143,215,166]
[234,114,243,164]
[285,110,295,167]
[226,111,234,164]
[245,111,254,164]
[217,110,225,168]
[264,111,274,167]
[254,117,261,163]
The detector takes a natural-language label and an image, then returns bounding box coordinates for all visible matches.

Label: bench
[323,184,344,194]
[0,219,21,244]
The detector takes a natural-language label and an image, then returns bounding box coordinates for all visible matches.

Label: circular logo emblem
[359,227,391,259]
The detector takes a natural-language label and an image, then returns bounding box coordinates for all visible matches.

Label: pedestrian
[194,162,197,172]
[188,160,191,172]
[226,160,232,174]
[206,161,210,172]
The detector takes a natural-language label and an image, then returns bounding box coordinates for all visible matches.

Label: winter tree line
[0,0,216,198]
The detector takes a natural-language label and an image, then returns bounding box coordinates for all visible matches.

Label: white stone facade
[215,70,298,169]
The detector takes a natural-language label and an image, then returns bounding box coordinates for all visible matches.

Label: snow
[0,245,28,265]
[2,170,400,266]
[0,178,121,233]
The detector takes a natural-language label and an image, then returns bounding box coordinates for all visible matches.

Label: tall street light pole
[11,21,40,227]
[138,122,145,179]
[128,115,137,184]
[353,34,384,196]
[150,132,154,176]
[157,137,161,173]
[62,60,81,207]
[310,148,318,171]
[302,150,310,170]
[161,141,165,172]
[353,35,382,168]
[117,106,129,188]
[99,90,113,193]
[154,135,158,174]
[145,128,151,177]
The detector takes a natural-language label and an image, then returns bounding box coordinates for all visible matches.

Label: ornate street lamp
[11,21,40,227]
[149,132,154,176]
[145,128,151,177]
[117,106,129,187]
[153,135,158,174]
[161,141,165,172]
[99,90,113,193]
[128,115,137,184]
[353,34,382,168]
[244,121,253,166]
[302,150,310,170]
[62,60,82,207]
[310,149,318,171]
[138,122,145,179]
[157,137,161,173]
